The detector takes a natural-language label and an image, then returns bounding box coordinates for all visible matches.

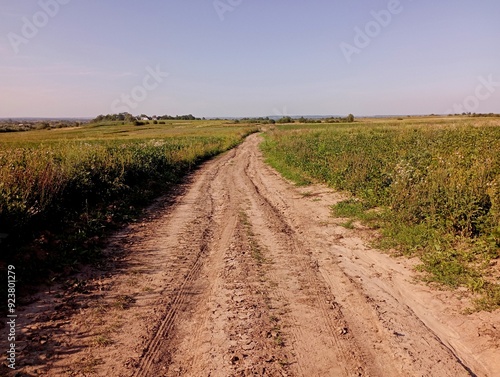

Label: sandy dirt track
[2,133,499,376]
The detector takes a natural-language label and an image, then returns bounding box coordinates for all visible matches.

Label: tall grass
[262,120,500,310]
[0,121,256,282]
[1,137,238,231]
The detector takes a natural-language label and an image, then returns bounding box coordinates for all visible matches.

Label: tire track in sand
[234,143,370,376]
[131,154,239,376]
[134,133,478,377]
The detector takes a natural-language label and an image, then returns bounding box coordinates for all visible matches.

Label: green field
[0,120,256,279]
[261,117,500,310]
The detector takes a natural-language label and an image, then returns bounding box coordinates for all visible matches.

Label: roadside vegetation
[0,119,256,288]
[261,117,500,310]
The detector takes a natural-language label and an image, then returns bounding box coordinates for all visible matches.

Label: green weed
[340,219,355,229]
[262,118,500,310]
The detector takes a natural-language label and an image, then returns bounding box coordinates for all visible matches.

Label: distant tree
[277,116,293,124]
[37,122,50,130]
[347,114,355,123]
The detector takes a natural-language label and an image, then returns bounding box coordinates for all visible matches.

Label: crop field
[261,117,500,310]
[0,120,256,277]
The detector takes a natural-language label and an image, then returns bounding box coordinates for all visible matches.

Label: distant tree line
[234,117,276,124]
[157,114,200,120]
[325,114,355,123]
[275,114,355,124]
[91,113,201,123]
[449,112,500,117]
[296,117,322,124]
[0,119,83,133]
[234,114,356,125]
[91,113,136,123]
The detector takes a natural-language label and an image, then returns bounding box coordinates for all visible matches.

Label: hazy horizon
[1,0,499,118]
[2,113,485,122]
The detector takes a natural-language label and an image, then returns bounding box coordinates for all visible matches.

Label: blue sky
[1,0,499,118]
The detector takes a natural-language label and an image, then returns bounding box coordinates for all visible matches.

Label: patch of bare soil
[1,133,498,376]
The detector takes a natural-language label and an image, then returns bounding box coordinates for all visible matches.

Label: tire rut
[242,134,476,377]
[133,166,218,377]
[237,146,369,376]
[159,145,292,376]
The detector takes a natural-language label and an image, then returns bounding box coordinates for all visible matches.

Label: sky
[0,0,499,118]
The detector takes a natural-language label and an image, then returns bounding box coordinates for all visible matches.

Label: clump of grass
[240,211,267,264]
[112,294,136,310]
[475,283,500,311]
[332,199,371,217]
[274,333,285,347]
[339,219,355,229]
[93,335,113,347]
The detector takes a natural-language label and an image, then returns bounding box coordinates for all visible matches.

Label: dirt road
[4,133,499,376]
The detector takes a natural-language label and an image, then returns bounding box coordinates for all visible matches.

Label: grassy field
[261,117,500,310]
[0,120,256,282]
